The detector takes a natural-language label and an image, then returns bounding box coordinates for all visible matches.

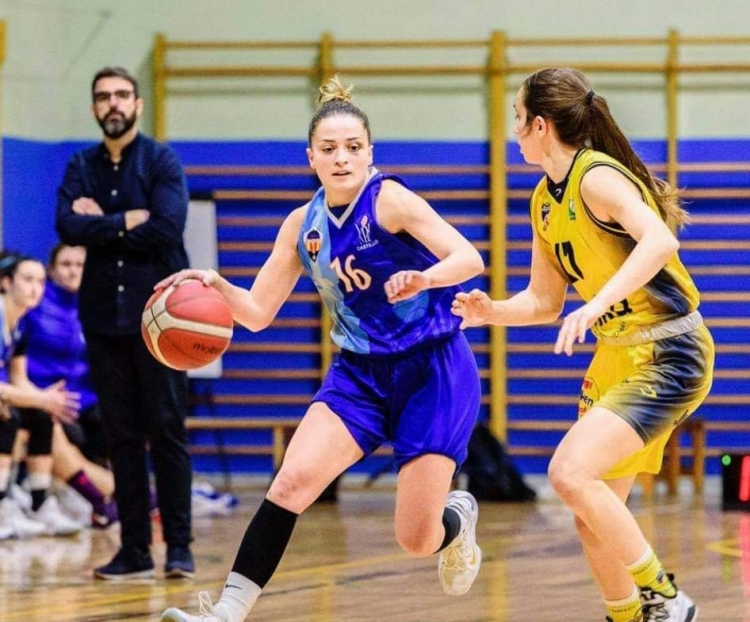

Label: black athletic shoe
[94,546,155,580]
[165,545,195,579]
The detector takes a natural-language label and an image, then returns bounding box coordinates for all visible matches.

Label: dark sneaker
[94,546,155,580]
[640,574,697,622]
[165,545,195,579]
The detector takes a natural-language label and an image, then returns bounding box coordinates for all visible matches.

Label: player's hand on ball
[155,269,220,291]
[451,289,492,329]
[143,280,233,370]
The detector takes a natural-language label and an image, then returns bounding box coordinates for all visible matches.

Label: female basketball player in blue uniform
[160,76,484,622]
[0,252,82,540]
[452,68,711,622]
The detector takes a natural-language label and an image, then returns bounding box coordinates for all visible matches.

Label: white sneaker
[438,491,482,596]
[192,493,237,518]
[192,482,239,518]
[640,575,698,621]
[161,592,226,622]
[30,495,84,536]
[0,497,47,539]
[56,484,94,526]
[9,484,32,512]
[0,518,12,540]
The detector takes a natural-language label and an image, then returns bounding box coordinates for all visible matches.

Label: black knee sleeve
[20,409,54,456]
[0,413,19,455]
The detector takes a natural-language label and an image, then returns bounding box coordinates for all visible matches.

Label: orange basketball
[141,279,234,371]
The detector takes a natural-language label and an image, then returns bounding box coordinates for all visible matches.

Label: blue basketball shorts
[312,331,481,471]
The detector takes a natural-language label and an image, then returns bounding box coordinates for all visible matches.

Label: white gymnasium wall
[1,0,749,141]
[184,200,223,379]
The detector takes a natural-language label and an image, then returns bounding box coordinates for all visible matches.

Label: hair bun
[317,75,354,106]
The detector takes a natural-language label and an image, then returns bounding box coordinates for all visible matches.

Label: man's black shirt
[56,133,189,335]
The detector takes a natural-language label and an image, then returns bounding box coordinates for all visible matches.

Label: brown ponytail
[522,68,688,230]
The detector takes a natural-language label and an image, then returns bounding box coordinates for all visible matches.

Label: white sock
[215,571,262,621]
[0,469,10,494]
[27,472,52,491]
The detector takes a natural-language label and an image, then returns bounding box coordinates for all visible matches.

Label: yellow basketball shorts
[578,324,714,479]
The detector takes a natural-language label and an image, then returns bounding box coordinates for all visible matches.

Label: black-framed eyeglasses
[93,89,135,104]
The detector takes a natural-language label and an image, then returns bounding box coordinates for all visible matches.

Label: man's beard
[97,110,137,139]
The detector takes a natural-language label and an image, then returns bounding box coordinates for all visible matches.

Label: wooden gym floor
[1,477,748,621]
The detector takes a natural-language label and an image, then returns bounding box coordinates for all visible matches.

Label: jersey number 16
[330,255,372,293]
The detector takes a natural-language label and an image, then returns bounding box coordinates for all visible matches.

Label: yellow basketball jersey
[529,149,700,340]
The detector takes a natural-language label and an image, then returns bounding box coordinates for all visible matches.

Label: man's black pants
[86,331,192,549]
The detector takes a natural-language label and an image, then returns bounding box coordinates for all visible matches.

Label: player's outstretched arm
[379,181,484,303]
[153,267,253,324]
[154,209,305,333]
[241,208,305,331]
[451,289,493,329]
[452,232,568,328]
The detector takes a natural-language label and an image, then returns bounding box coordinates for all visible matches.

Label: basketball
[141,279,234,370]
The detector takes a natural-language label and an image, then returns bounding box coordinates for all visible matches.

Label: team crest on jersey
[304,227,322,262]
[541,202,552,231]
[568,198,576,221]
[355,214,379,251]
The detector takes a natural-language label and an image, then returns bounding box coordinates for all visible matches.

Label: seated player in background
[21,243,117,528]
[0,252,82,540]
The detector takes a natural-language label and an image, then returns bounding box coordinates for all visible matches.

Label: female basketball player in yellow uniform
[452,67,713,622]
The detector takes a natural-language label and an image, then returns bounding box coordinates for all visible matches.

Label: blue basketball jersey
[0,296,28,383]
[297,168,462,356]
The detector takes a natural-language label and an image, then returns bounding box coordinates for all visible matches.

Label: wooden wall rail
[189,163,750,474]
[157,31,750,474]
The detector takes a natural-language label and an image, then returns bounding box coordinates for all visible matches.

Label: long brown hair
[522,67,688,230]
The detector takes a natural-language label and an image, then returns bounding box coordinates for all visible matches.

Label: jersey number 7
[554,241,584,283]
